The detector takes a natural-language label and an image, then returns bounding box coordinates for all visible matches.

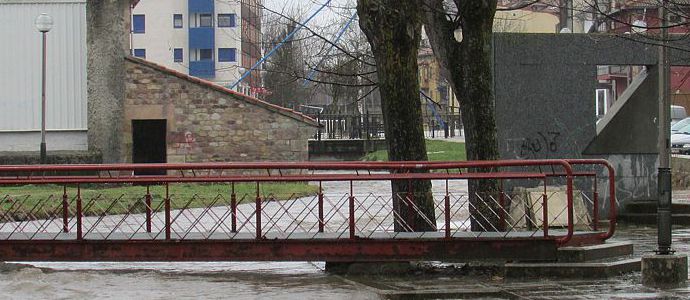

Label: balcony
[188,0,213,13]
[189,27,215,49]
[190,60,215,78]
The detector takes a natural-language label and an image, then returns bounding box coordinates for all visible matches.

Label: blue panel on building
[133,49,146,58]
[188,0,214,13]
[218,48,236,62]
[174,48,183,62]
[132,14,145,33]
[189,27,214,49]
[190,60,215,78]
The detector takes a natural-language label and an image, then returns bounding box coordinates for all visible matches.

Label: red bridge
[0,159,615,262]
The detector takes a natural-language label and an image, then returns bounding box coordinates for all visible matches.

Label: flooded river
[0,261,377,299]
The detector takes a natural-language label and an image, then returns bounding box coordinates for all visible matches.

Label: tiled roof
[125,56,318,127]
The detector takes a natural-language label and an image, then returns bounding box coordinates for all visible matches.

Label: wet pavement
[339,223,690,300]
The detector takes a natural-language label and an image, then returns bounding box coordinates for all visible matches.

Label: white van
[672,105,687,125]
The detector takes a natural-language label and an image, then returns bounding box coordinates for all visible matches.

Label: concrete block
[557,241,634,262]
[379,288,510,300]
[505,258,641,279]
[325,261,412,275]
[642,254,688,287]
[509,186,590,229]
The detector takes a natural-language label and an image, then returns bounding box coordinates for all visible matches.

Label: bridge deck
[0,230,600,241]
[0,231,604,262]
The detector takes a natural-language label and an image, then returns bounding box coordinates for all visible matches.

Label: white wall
[215,0,242,86]
[0,131,87,151]
[131,0,188,75]
[0,1,87,132]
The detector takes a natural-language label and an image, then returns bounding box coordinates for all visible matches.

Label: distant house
[596,1,690,115]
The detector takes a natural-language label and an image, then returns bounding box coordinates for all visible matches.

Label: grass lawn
[0,182,318,220]
[362,139,466,162]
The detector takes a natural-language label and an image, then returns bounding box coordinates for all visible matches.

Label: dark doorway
[132,119,167,175]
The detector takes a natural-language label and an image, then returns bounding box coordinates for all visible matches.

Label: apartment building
[130,0,262,93]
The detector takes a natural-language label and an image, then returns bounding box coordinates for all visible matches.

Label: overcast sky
[263,0,355,26]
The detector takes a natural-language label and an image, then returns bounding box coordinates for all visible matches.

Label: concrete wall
[86,0,129,163]
[123,57,316,163]
[309,139,388,161]
[0,131,87,152]
[586,67,659,154]
[493,33,690,216]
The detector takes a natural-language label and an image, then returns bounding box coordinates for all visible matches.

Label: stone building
[123,56,317,164]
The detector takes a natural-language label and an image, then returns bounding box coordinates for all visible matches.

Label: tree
[357,0,436,231]
[262,18,309,109]
[422,0,502,231]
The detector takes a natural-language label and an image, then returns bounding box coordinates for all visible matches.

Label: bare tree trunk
[422,0,501,231]
[358,0,436,231]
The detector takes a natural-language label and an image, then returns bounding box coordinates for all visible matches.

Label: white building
[0,0,88,152]
[130,0,262,92]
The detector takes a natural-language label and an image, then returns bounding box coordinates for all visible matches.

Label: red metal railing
[0,159,615,248]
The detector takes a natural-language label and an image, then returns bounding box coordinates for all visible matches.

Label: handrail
[0,159,573,172]
[566,159,617,241]
[0,159,617,246]
[0,172,549,185]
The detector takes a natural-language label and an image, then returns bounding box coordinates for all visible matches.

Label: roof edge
[125,56,318,127]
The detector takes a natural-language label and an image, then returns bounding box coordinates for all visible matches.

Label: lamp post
[35,13,53,164]
[642,1,688,287]
[657,0,672,256]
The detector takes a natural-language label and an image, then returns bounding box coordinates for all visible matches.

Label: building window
[173,14,183,28]
[199,49,213,61]
[132,14,145,33]
[174,48,183,62]
[199,14,213,27]
[133,49,146,59]
[218,48,236,62]
[218,14,236,27]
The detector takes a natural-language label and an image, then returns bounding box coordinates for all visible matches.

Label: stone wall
[0,151,101,165]
[123,57,317,163]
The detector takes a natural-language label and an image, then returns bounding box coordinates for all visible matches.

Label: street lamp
[35,13,53,164]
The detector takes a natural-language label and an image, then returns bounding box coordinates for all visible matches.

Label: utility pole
[657,0,672,256]
[642,0,688,287]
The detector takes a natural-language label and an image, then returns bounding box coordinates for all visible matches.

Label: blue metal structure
[188,0,215,78]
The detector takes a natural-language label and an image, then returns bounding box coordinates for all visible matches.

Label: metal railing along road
[312,113,462,140]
